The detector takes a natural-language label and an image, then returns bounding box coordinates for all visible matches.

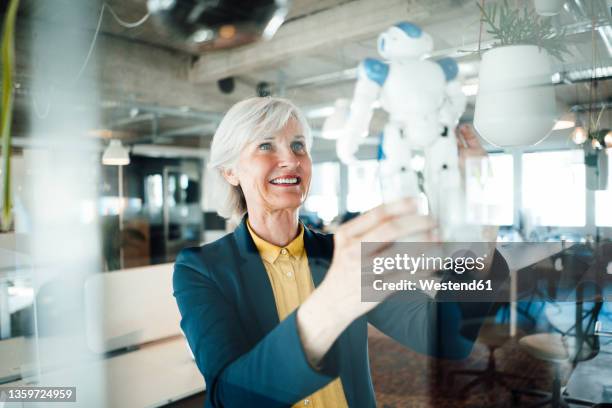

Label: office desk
[497,242,565,337]
[1,336,205,408]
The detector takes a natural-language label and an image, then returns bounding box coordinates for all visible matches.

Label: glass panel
[145,174,164,214]
[163,162,203,261]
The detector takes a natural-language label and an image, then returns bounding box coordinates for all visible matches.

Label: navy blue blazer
[173,218,507,407]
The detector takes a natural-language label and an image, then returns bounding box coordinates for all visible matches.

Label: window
[595,190,612,227]
[489,153,514,225]
[145,174,163,210]
[595,149,612,227]
[304,162,340,222]
[465,153,514,225]
[522,150,586,227]
[347,160,383,213]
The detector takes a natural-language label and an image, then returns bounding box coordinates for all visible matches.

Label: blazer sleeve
[366,249,509,360]
[173,247,340,407]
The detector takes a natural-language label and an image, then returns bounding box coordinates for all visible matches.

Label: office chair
[447,260,563,396]
[447,319,525,395]
[511,300,603,408]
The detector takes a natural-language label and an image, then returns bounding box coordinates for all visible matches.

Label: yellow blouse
[247,220,348,408]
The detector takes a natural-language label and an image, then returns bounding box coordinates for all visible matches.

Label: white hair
[207,97,313,222]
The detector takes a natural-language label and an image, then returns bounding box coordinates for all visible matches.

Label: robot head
[377,22,433,60]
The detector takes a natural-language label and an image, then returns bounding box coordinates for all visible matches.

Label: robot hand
[336,130,361,164]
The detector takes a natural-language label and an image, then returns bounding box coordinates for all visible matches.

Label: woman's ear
[222,168,240,186]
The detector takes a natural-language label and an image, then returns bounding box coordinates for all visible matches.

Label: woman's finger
[459,124,486,152]
[459,124,477,145]
[456,124,468,150]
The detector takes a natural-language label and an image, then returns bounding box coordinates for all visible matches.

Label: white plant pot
[534,0,565,16]
[474,45,556,147]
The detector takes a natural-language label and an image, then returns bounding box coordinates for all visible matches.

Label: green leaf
[476,0,570,60]
[1,0,20,231]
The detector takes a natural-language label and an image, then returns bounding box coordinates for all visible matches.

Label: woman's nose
[277,148,300,168]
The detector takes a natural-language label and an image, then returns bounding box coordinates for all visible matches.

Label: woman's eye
[291,141,305,152]
[258,143,272,151]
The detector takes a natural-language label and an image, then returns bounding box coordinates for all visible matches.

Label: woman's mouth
[269,176,301,186]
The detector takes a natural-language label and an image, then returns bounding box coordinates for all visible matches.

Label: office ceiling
[7,0,612,156]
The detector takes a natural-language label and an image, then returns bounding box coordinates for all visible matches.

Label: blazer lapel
[303,227,333,287]
[233,217,279,336]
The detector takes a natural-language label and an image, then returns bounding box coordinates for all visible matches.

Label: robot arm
[436,57,466,129]
[336,58,387,164]
[439,80,467,129]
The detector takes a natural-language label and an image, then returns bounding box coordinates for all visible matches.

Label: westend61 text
[372,279,493,292]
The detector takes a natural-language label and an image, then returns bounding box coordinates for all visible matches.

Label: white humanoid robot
[336,22,471,240]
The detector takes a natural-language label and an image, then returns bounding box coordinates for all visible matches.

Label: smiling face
[223,117,312,214]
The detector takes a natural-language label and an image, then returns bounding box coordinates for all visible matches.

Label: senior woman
[173,97,507,407]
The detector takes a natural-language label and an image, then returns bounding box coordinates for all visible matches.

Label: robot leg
[424,135,473,241]
[379,123,422,205]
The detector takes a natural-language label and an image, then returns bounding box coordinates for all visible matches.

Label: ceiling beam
[97,33,221,110]
[13,19,236,112]
[189,0,461,84]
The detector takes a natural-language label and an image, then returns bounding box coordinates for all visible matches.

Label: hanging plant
[1,0,20,231]
[473,0,571,147]
[476,0,570,60]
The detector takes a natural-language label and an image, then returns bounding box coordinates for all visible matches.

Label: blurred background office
[0,0,612,407]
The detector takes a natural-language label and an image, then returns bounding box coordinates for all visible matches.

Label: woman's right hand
[322,197,438,319]
[297,197,437,366]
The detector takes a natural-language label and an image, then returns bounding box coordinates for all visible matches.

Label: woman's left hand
[456,124,487,173]
[456,124,499,246]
